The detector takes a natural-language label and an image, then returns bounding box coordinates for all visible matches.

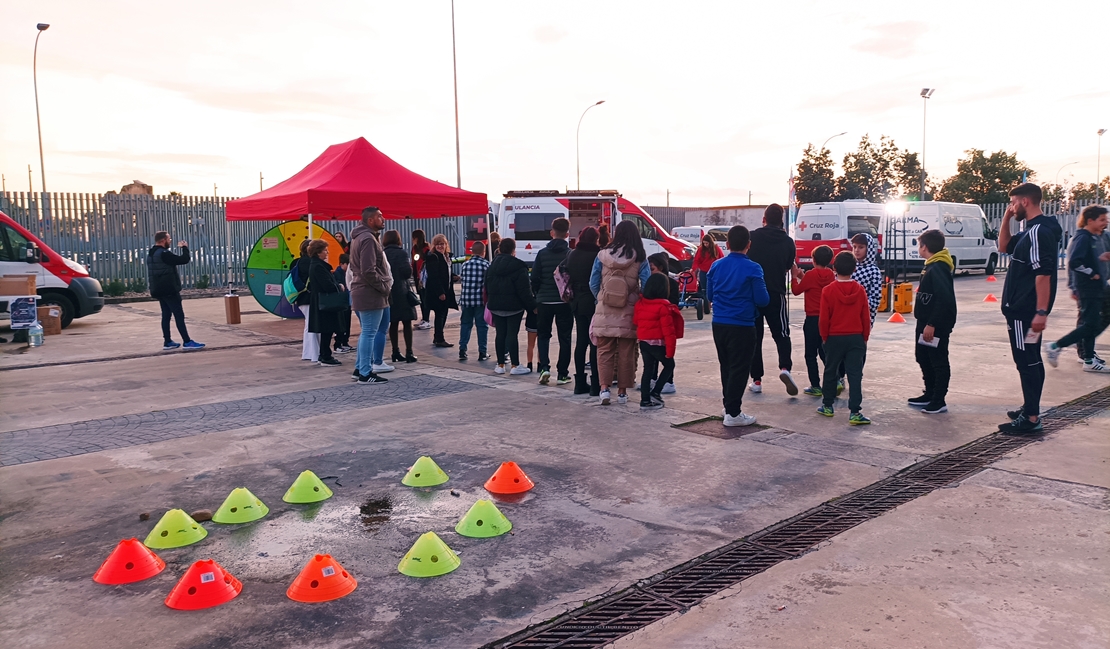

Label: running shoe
[358,372,388,384]
[510,365,532,375]
[907,394,932,407]
[1083,358,1110,373]
[999,414,1043,435]
[803,386,822,397]
[922,402,948,414]
[748,381,762,394]
[723,412,757,427]
[556,375,572,385]
[849,412,872,425]
[600,389,611,405]
[1044,341,1060,368]
[816,405,834,417]
[779,369,799,396]
[539,370,551,385]
[162,341,180,351]
[183,340,205,350]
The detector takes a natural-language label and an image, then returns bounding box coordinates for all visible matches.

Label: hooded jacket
[914,248,957,336]
[747,225,796,295]
[531,237,571,303]
[850,234,882,324]
[147,244,189,299]
[633,297,680,357]
[590,249,646,339]
[706,252,769,326]
[819,279,871,341]
[1067,228,1109,300]
[1001,214,1063,319]
[348,225,393,311]
[792,266,835,317]
[485,254,536,314]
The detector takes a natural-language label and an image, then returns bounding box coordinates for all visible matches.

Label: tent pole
[225,204,232,292]
[308,213,313,238]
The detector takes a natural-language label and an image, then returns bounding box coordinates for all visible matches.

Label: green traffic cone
[282,470,333,504]
[397,532,460,577]
[144,509,208,549]
[212,487,269,524]
[455,499,513,538]
[401,456,449,487]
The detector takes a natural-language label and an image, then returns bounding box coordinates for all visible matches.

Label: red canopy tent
[225,137,487,220]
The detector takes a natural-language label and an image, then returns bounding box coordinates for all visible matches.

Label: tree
[836,135,905,202]
[1041,183,1067,203]
[1070,177,1110,202]
[794,144,836,204]
[935,149,1033,204]
[895,151,931,200]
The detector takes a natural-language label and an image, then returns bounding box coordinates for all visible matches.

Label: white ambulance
[793,200,885,268]
[497,190,696,268]
[883,202,999,274]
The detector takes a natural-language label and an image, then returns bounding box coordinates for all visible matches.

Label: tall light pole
[1098,129,1107,203]
[920,88,934,201]
[576,100,605,190]
[1055,161,1078,187]
[450,0,462,188]
[33,23,50,195]
[820,131,847,152]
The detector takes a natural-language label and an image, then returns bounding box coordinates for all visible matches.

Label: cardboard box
[0,274,37,296]
[36,305,62,335]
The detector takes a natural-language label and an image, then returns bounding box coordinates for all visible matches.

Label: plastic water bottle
[28,323,44,347]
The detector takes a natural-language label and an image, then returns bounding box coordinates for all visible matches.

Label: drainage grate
[485,386,1110,649]
[672,416,769,439]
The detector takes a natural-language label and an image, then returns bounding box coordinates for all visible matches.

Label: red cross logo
[798,221,807,231]
[473,217,487,234]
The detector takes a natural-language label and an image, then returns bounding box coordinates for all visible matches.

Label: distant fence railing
[1,192,471,291]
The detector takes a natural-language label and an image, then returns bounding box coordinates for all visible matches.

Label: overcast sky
[2,0,1107,207]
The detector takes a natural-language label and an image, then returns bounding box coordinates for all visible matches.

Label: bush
[130,278,147,294]
[104,279,126,297]
[195,274,211,290]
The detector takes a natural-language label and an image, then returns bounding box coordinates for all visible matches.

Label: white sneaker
[651,379,676,394]
[779,369,799,396]
[1079,353,1104,364]
[600,389,611,405]
[417,321,432,330]
[748,381,762,394]
[1083,359,1110,373]
[510,365,532,375]
[494,364,506,375]
[723,412,757,427]
[1045,342,1060,368]
[617,393,628,405]
[372,363,395,373]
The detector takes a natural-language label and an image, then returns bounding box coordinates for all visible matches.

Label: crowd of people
[151,185,1109,434]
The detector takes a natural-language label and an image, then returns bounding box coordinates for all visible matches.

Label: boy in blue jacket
[707,225,770,427]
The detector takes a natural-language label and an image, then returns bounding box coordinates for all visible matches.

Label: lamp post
[920,88,934,200]
[1098,129,1107,203]
[820,131,847,152]
[33,23,50,195]
[450,0,461,188]
[576,100,605,190]
[1055,161,1078,188]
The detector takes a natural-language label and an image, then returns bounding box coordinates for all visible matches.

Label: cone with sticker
[287,554,357,603]
[484,461,534,494]
[887,312,906,323]
[283,470,334,504]
[401,456,449,487]
[212,487,269,524]
[165,559,242,610]
[455,499,513,538]
[397,532,460,577]
[93,538,166,584]
[144,509,208,549]
[983,293,998,302]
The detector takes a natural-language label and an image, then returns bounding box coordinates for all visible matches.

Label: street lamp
[576,100,605,190]
[1098,129,1107,203]
[1055,161,1078,187]
[33,22,50,195]
[920,88,934,200]
[450,0,461,188]
[820,131,847,152]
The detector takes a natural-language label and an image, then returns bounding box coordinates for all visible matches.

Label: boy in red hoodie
[817,251,872,425]
[633,273,680,410]
[791,245,836,396]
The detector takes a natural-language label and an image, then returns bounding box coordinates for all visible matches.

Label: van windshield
[847,215,879,237]
[514,213,561,241]
[708,230,727,241]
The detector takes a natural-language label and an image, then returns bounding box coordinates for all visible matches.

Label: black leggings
[574,306,599,384]
[493,312,524,366]
[390,319,413,354]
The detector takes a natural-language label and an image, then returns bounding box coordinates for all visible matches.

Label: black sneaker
[999,414,1043,435]
[358,372,389,384]
[640,400,663,410]
[1006,408,1023,420]
[459,351,468,361]
[351,369,361,381]
[478,353,490,361]
[907,394,932,407]
[922,402,948,414]
[319,357,341,366]
[649,393,665,407]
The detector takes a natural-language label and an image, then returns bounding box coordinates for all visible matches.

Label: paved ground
[0,274,1106,649]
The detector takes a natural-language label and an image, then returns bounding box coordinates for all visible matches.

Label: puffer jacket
[485,254,535,314]
[147,245,189,299]
[531,238,571,303]
[633,297,680,357]
[591,249,643,339]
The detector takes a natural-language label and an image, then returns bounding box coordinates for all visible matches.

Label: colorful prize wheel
[246,222,345,318]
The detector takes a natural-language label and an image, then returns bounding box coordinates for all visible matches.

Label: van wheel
[985,255,997,276]
[39,292,75,329]
[695,300,704,320]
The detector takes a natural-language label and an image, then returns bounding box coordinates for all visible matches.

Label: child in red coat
[633,274,681,410]
[791,245,836,396]
[817,251,872,425]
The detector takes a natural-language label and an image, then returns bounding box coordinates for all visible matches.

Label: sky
[1,0,1107,208]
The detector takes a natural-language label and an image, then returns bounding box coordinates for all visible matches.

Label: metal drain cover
[672,416,768,439]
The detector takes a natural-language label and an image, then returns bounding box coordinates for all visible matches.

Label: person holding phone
[997,183,1062,435]
[147,231,204,351]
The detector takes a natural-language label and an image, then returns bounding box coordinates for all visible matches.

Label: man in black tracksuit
[908,229,957,414]
[147,230,204,351]
[998,183,1062,435]
[745,203,799,395]
[531,217,574,385]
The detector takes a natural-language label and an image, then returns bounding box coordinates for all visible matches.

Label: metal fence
[1,192,470,290]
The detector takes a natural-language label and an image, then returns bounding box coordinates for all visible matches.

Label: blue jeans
[373,306,390,365]
[458,305,488,354]
[356,309,386,376]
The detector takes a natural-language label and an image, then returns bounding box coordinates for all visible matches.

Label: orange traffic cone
[165,559,242,610]
[983,294,998,302]
[93,538,165,585]
[887,312,906,323]
[484,461,535,495]
[986,275,997,282]
[287,554,357,603]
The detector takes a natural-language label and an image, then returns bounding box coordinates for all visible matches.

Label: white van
[793,200,884,268]
[883,202,999,274]
[497,190,696,267]
[671,226,729,254]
